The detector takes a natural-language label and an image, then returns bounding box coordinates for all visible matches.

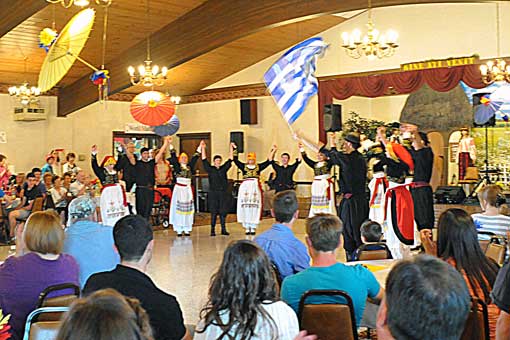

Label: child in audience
[472,184,510,238]
[352,220,393,260]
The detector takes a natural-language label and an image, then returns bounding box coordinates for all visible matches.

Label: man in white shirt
[69,170,87,197]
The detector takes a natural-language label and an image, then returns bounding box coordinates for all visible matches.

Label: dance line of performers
[91,125,435,259]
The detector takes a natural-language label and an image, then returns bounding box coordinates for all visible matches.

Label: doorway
[176,132,211,174]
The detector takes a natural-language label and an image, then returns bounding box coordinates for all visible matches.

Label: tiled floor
[0,218,347,325]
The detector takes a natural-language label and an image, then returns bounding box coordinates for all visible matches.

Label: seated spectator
[353,220,392,260]
[62,152,80,178]
[8,173,41,240]
[0,211,79,340]
[69,170,87,197]
[281,214,384,326]
[492,260,510,339]
[62,172,73,192]
[43,172,53,192]
[0,154,10,189]
[64,196,120,286]
[376,255,471,340]
[56,288,153,340]
[422,208,501,338]
[83,215,190,340]
[472,185,510,238]
[195,240,299,339]
[254,190,310,280]
[31,167,46,194]
[41,155,56,175]
[49,175,68,211]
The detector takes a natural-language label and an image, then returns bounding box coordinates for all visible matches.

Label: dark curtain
[318,64,486,142]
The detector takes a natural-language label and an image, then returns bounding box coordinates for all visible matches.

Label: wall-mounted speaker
[241,99,258,125]
[323,104,342,132]
[230,131,244,153]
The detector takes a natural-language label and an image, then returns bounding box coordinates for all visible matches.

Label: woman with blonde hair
[472,184,510,237]
[0,211,79,340]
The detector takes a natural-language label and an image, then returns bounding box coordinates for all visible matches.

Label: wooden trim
[0,1,49,38]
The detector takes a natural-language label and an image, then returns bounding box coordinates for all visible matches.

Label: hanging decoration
[130,91,175,126]
[89,0,112,102]
[38,28,58,52]
[153,115,180,136]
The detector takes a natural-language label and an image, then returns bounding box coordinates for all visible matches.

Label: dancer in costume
[456,127,476,180]
[377,127,415,259]
[201,141,233,236]
[233,143,277,235]
[126,137,169,221]
[321,132,368,261]
[300,143,335,217]
[402,124,435,236]
[168,138,200,236]
[271,151,301,193]
[366,143,387,224]
[91,145,129,226]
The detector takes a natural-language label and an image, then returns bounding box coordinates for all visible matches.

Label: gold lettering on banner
[401,55,478,71]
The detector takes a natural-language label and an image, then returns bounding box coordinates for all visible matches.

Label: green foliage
[342,111,396,140]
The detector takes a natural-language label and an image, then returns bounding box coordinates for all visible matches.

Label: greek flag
[264,37,328,124]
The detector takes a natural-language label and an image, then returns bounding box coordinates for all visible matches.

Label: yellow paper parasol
[38,8,96,93]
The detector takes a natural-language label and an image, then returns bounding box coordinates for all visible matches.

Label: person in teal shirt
[281,213,384,326]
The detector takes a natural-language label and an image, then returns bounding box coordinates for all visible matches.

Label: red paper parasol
[130,91,175,126]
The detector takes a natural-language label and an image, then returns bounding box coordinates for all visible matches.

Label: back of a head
[385,255,470,340]
[272,190,298,223]
[306,214,343,252]
[480,184,504,208]
[360,220,383,242]
[56,289,151,340]
[114,215,153,262]
[200,240,278,338]
[24,211,64,254]
[68,196,96,225]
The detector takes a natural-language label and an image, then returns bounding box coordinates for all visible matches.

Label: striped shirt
[472,213,510,236]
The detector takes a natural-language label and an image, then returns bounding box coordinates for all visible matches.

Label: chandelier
[480,3,510,84]
[9,57,41,106]
[170,96,181,104]
[340,0,398,60]
[46,0,112,8]
[128,0,168,87]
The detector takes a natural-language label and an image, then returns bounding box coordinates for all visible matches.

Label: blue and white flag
[264,37,328,125]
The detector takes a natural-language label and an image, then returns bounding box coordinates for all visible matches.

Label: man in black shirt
[127,137,169,220]
[83,215,190,340]
[7,172,41,239]
[320,132,368,261]
[115,142,137,191]
[201,142,232,236]
[271,151,301,193]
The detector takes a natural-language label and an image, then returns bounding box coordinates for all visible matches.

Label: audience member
[422,208,500,338]
[0,211,79,340]
[62,152,80,177]
[492,260,510,340]
[32,167,46,193]
[43,172,53,191]
[472,185,510,237]
[353,220,392,260]
[376,255,471,340]
[56,288,153,340]
[64,196,120,286]
[7,173,40,239]
[83,215,190,340]
[195,240,299,339]
[49,175,68,211]
[281,214,383,326]
[41,155,56,175]
[254,190,310,280]
[0,154,10,189]
[62,172,73,191]
[69,170,87,197]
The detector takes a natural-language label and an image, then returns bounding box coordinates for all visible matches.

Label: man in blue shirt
[254,190,309,280]
[63,195,120,287]
[281,214,384,326]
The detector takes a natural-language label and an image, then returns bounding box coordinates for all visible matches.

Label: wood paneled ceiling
[0,0,488,116]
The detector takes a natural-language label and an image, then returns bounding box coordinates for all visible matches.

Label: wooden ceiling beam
[57,0,486,116]
[0,1,49,38]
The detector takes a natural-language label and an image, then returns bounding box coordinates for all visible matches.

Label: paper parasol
[38,9,96,93]
[130,91,176,126]
[474,94,504,125]
[153,115,180,136]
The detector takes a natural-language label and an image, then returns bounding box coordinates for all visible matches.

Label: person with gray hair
[376,255,471,340]
[63,196,120,287]
[281,213,383,326]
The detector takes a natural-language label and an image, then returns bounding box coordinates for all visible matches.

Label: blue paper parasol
[153,115,180,136]
[474,94,504,125]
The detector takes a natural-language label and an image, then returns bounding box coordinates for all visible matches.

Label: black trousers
[410,186,435,230]
[339,193,369,257]
[136,187,154,220]
[208,191,231,215]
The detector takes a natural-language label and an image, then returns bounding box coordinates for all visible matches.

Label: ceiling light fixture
[46,0,112,8]
[340,0,398,60]
[9,57,41,106]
